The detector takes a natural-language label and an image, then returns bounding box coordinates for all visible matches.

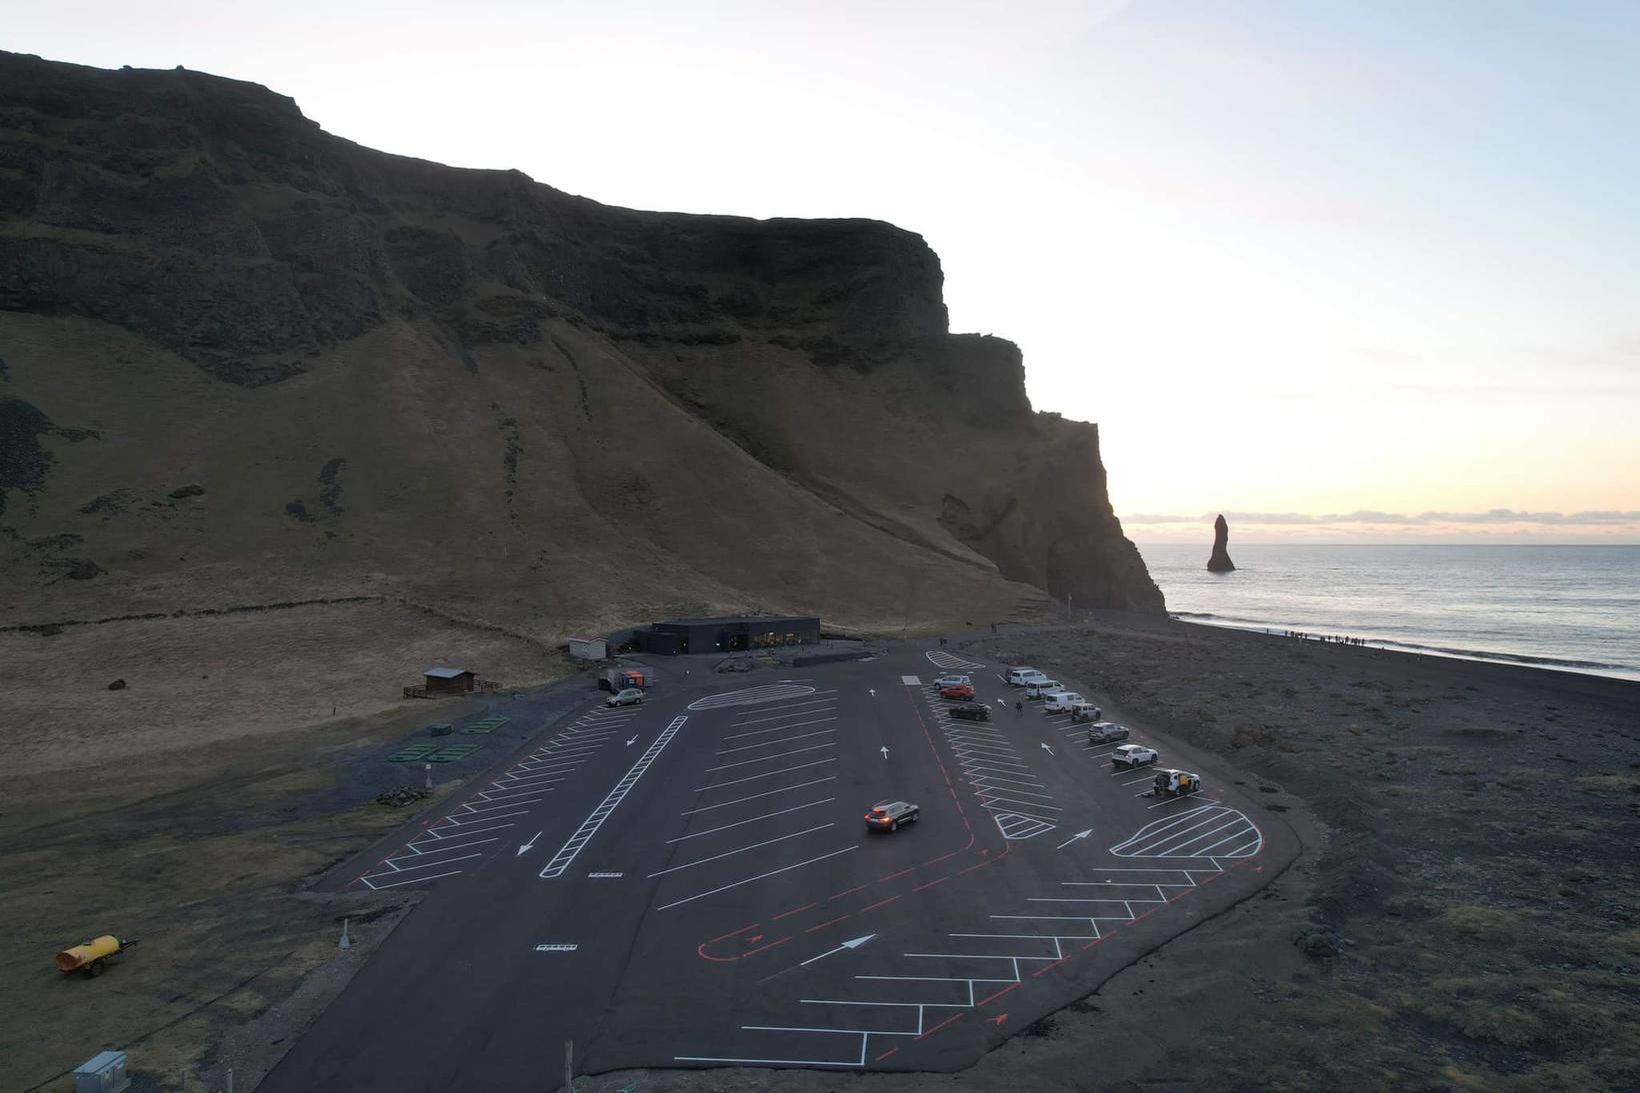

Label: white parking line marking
[360,869,465,890]
[704,742,836,772]
[497,773,566,787]
[648,824,836,877]
[656,846,858,911]
[721,717,838,741]
[475,784,558,800]
[971,782,1055,799]
[1148,794,1219,810]
[728,703,837,727]
[424,822,517,840]
[688,685,824,711]
[680,778,838,815]
[376,852,486,874]
[540,715,689,879]
[442,809,532,826]
[513,760,586,776]
[668,800,837,842]
[716,728,837,754]
[697,758,838,791]
[947,743,1020,758]
[398,836,501,857]
[979,795,1063,812]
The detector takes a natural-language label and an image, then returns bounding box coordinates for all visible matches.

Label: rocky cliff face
[0,51,1162,631]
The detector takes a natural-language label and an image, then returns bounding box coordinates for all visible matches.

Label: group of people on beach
[1286,630,1367,646]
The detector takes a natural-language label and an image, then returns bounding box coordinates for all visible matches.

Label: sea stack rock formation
[1207,514,1236,572]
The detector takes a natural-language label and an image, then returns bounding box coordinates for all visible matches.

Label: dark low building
[424,667,477,695]
[637,615,819,655]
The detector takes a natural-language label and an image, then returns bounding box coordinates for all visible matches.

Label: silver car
[1086,721,1130,745]
[606,687,644,707]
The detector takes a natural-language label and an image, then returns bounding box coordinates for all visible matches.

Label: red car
[940,682,975,700]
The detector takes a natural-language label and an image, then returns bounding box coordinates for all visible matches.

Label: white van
[1025,679,1062,700]
[1043,692,1084,713]
[1006,667,1043,686]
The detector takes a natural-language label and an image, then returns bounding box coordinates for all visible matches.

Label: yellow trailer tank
[55,934,130,975]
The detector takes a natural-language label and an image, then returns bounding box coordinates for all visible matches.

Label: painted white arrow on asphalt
[995,698,1006,706]
[1040,742,1055,755]
[1055,828,1094,850]
[626,735,638,747]
[800,933,878,967]
[869,688,876,697]
[517,830,543,856]
[880,746,890,759]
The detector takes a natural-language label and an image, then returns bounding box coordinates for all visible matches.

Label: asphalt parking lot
[265,645,1296,1090]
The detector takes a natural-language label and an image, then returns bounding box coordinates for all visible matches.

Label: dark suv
[865,801,920,832]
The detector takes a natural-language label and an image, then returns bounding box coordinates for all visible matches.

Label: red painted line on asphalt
[915,1012,965,1041]
[975,982,1020,1007]
[1031,957,1069,978]
[877,867,917,883]
[1081,937,1105,950]
[741,936,790,957]
[859,893,902,914]
[706,922,761,944]
[875,1047,900,1062]
[828,883,870,902]
[805,914,851,934]
[772,902,818,921]
[957,858,996,877]
[911,875,951,893]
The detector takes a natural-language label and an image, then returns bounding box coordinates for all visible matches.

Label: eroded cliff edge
[0,51,1162,630]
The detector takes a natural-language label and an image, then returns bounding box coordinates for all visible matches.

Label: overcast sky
[13,0,1639,542]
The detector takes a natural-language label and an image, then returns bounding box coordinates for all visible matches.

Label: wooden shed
[424,667,477,695]
[568,635,607,660]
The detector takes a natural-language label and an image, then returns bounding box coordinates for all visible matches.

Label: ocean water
[1133,543,1640,683]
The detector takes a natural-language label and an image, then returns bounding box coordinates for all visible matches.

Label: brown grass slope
[0,50,1160,642]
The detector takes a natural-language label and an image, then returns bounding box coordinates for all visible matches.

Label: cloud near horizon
[1121,509,1640,527]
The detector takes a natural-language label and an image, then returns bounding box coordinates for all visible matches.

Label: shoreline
[1170,611,1640,683]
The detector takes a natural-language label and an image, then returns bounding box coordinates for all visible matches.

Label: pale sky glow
[13,0,1639,542]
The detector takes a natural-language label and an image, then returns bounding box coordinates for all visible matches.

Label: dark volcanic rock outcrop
[1208,513,1236,572]
[0,50,1163,623]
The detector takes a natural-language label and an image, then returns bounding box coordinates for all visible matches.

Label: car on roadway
[1087,721,1131,744]
[950,702,992,722]
[940,682,976,700]
[1111,743,1159,768]
[606,687,644,707]
[865,800,920,831]
[933,673,971,690]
